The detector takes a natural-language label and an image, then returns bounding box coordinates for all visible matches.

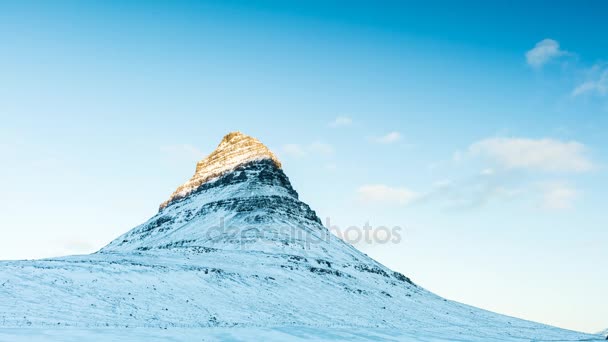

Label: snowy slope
[0,132,598,341]
[0,326,600,342]
[0,251,597,341]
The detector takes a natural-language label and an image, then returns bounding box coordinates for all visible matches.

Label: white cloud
[281,141,334,158]
[525,39,567,68]
[357,184,418,205]
[540,183,578,210]
[469,137,593,173]
[572,67,608,97]
[420,176,524,210]
[328,116,352,127]
[375,131,402,144]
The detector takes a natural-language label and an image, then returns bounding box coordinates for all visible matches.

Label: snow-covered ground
[0,326,603,342]
[0,250,598,341]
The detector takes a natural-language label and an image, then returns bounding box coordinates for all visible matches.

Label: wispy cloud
[572,66,608,97]
[357,184,418,206]
[328,116,352,127]
[539,182,579,210]
[525,39,568,68]
[357,176,523,210]
[281,141,334,158]
[524,40,607,103]
[468,137,593,173]
[356,171,581,212]
[419,174,524,210]
[374,131,402,144]
[410,136,593,211]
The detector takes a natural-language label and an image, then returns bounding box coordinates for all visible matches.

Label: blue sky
[0,0,607,333]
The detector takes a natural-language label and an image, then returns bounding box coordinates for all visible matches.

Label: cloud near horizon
[356,136,591,211]
[374,131,402,144]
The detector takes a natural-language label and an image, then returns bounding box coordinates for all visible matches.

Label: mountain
[0,132,597,341]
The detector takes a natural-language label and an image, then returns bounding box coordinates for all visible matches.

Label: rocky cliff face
[159,132,281,210]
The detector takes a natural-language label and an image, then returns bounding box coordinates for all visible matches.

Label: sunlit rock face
[159,132,282,210]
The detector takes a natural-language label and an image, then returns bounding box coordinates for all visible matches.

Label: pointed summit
[160,132,281,210]
[102,130,318,254]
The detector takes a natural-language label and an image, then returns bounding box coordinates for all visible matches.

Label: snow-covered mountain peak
[102,131,320,254]
[160,131,281,210]
[0,133,597,341]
